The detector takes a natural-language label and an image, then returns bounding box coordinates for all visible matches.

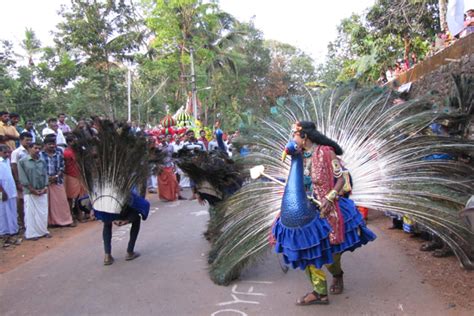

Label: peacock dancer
[176,123,243,241]
[206,83,474,295]
[273,122,376,305]
[73,120,150,266]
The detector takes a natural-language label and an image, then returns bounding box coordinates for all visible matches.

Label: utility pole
[127,67,132,122]
[189,47,198,120]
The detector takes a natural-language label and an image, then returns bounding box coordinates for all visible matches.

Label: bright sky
[0,0,374,62]
[219,0,375,60]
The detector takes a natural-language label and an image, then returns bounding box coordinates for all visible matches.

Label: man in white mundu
[18,142,50,240]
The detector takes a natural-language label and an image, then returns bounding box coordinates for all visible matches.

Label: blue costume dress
[272,141,376,296]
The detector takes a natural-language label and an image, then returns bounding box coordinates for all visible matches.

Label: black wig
[298,121,344,155]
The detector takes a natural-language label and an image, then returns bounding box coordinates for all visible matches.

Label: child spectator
[461,8,474,37]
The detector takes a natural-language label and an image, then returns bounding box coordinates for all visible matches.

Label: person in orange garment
[63,134,87,222]
[157,134,180,202]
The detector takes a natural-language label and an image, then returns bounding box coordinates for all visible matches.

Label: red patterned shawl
[311,145,345,245]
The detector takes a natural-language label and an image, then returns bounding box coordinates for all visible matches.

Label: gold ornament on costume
[342,171,352,193]
[325,189,338,203]
[331,159,343,178]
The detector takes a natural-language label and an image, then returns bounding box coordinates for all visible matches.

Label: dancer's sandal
[295,291,329,305]
[330,274,344,295]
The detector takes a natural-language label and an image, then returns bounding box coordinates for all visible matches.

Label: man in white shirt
[0,144,19,246]
[10,132,33,231]
[42,118,66,147]
[11,132,32,170]
[57,113,72,134]
[172,134,184,153]
[182,130,206,151]
[208,135,218,151]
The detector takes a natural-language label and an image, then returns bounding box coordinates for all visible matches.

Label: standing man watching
[42,118,66,148]
[22,120,38,143]
[11,132,33,232]
[9,113,22,148]
[0,144,19,246]
[198,130,209,150]
[57,113,72,134]
[156,134,180,202]
[0,111,19,151]
[41,135,74,227]
[183,130,206,151]
[18,142,50,240]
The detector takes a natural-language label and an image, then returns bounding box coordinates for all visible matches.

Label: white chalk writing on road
[112,208,156,242]
[191,210,208,216]
[212,280,273,316]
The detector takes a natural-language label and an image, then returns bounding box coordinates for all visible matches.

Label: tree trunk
[403,36,411,63]
[439,0,447,31]
[177,44,187,104]
[104,61,115,120]
[102,41,115,120]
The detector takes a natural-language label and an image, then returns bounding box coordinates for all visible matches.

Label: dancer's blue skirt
[93,192,150,222]
[272,197,376,270]
[273,214,333,269]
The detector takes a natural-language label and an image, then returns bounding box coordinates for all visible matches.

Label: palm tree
[21,28,42,66]
[147,1,243,108]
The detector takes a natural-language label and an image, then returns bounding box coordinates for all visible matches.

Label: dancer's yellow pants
[305,253,342,295]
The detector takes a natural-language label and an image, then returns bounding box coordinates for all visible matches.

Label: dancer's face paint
[292,131,305,149]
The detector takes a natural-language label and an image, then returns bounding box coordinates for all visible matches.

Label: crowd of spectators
[377,8,474,86]
[0,111,240,248]
[0,111,102,248]
[143,123,239,203]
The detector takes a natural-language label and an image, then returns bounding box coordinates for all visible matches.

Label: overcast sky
[0,0,374,61]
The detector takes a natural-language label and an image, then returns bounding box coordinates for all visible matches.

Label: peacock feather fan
[208,83,474,285]
[73,119,149,214]
[175,148,244,198]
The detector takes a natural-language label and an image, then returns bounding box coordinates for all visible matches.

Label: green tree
[317,0,439,84]
[205,21,270,128]
[145,0,242,114]
[262,40,316,105]
[36,47,79,116]
[0,32,47,121]
[14,66,45,121]
[55,0,145,119]
[367,0,439,56]
[146,0,215,105]
[21,28,42,67]
[0,41,18,111]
